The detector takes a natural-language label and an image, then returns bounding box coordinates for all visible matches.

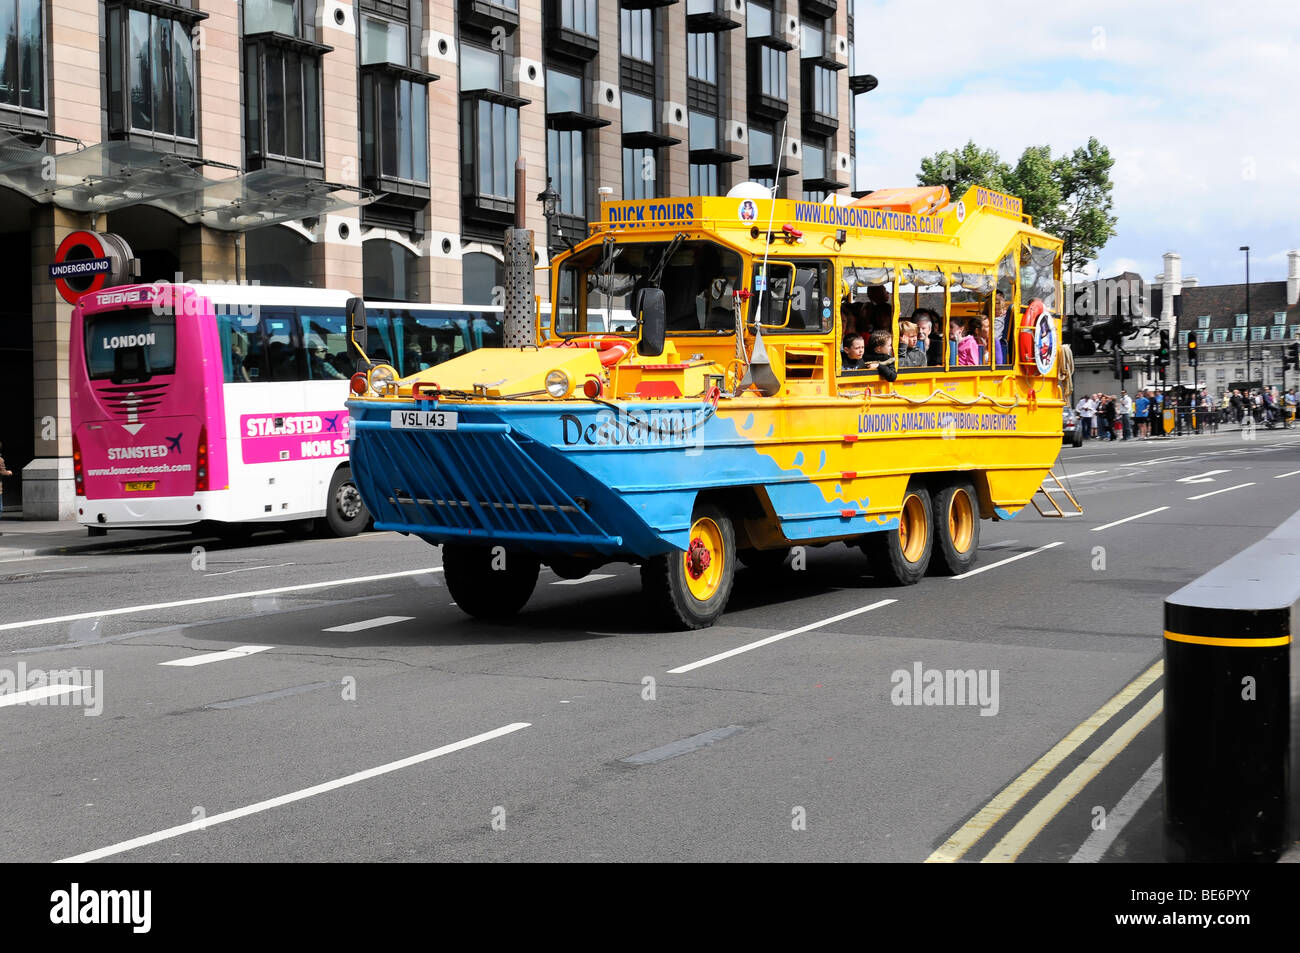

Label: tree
[916,138,1118,276]
[917,141,1009,199]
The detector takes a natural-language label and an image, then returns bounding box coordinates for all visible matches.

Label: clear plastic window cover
[901,267,947,287]
[1020,244,1057,307]
[952,272,994,292]
[847,265,891,288]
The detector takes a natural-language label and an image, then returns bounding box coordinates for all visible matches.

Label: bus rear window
[84,309,176,382]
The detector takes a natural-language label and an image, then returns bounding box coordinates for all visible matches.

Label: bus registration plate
[125,481,155,492]
[391,410,458,431]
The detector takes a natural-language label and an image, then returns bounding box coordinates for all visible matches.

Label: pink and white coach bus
[70,282,506,538]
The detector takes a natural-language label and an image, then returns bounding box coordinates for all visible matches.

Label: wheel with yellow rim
[930,480,981,576]
[861,484,933,585]
[641,503,736,629]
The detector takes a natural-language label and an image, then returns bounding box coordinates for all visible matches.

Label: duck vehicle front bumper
[346,399,722,561]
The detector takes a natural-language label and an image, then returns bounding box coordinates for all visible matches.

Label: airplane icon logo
[165,434,182,453]
[324,414,340,432]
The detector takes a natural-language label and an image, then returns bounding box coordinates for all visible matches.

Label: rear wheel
[862,485,933,585]
[930,481,980,576]
[442,544,540,620]
[642,504,736,630]
[325,465,369,537]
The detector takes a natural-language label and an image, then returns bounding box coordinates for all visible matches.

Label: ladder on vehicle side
[1031,472,1083,518]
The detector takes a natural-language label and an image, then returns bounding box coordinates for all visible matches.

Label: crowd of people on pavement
[1074,386,1296,441]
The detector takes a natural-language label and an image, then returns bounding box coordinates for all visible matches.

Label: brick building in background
[0,0,874,517]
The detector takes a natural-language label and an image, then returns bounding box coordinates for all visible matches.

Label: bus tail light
[73,435,84,495]
[196,426,209,492]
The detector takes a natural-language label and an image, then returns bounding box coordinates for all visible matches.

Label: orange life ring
[545,335,632,367]
[1017,300,1057,375]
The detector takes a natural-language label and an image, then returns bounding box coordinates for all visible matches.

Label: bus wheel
[738,546,791,573]
[930,481,980,576]
[325,465,369,537]
[443,544,539,619]
[862,485,933,585]
[641,504,736,629]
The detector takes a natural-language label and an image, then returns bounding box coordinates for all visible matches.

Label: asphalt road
[2,425,1298,863]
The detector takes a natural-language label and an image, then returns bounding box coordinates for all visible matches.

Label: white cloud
[850,0,1300,283]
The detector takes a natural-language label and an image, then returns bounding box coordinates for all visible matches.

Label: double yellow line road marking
[926,659,1164,863]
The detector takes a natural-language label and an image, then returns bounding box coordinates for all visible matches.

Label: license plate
[391,410,458,431]
[124,481,155,492]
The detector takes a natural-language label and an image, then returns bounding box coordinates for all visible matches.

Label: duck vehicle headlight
[545,369,572,398]
[367,364,398,396]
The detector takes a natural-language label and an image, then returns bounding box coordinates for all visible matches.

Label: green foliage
[917,137,1118,275]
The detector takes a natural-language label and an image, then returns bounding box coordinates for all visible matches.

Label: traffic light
[1122,361,1132,381]
[1288,342,1299,370]
[1113,348,1124,378]
[1158,330,1171,367]
[1187,331,1198,367]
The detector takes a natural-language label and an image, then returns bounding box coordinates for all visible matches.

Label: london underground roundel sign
[51,231,134,305]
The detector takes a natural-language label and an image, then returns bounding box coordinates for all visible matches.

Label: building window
[1177,330,1188,346]
[245,0,315,34]
[745,0,772,37]
[1250,326,1265,341]
[545,66,601,229]
[1275,311,1288,325]
[1213,328,1227,343]
[1270,325,1284,340]
[759,43,786,99]
[1231,327,1246,342]
[363,239,420,302]
[558,0,596,36]
[803,141,825,180]
[463,251,504,305]
[463,97,519,200]
[624,146,655,200]
[548,128,584,217]
[0,0,43,113]
[246,225,314,287]
[800,18,824,59]
[690,163,719,196]
[245,43,323,166]
[810,64,836,117]
[361,74,428,184]
[620,8,653,62]
[1234,313,1248,327]
[107,5,198,142]
[460,38,527,227]
[689,110,717,150]
[1197,315,1211,330]
[687,31,717,83]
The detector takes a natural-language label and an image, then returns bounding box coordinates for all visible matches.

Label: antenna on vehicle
[738,121,785,397]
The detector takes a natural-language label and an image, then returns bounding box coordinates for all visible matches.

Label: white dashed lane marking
[159,645,274,667]
[322,616,415,633]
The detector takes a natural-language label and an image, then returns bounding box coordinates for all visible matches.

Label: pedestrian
[1100,394,1117,441]
[1077,393,1096,439]
[0,439,12,523]
[1118,390,1133,440]
[1134,390,1150,438]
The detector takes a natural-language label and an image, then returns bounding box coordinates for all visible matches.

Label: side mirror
[635,287,666,357]
[345,296,369,368]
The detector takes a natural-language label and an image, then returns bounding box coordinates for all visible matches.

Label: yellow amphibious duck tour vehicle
[346,183,1066,629]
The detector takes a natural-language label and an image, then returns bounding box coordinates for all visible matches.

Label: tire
[442,544,540,620]
[325,465,369,537]
[929,481,981,576]
[738,546,791,573]
[1072,427,1083,448]
[861,484,933,585]
[641,503,736,629]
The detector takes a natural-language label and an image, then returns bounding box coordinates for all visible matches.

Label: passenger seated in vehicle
[947,318,965,366]
[957,315,989,366]
[865,284,892,328]
[897,320,926,367]
[864,329,898,382]
[841,332,866,370]
[913,310,941,366]
[841,299,868,338]
[994,291,1013,363]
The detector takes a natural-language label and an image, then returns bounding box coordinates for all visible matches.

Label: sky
[850,0,1300,286]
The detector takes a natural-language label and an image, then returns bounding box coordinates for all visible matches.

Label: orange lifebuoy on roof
[545,335,632,367]
[1017,299,1058,376]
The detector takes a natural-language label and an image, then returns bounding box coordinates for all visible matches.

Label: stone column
[424,8,463,302]
[25,206,94,520]
[661,9,689,197]
[313,1,364,295]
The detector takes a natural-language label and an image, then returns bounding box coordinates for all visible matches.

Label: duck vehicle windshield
[345,185,1069,629]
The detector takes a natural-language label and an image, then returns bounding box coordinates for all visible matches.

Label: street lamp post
[1240,245,1251,384]
[537,177,559,255]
